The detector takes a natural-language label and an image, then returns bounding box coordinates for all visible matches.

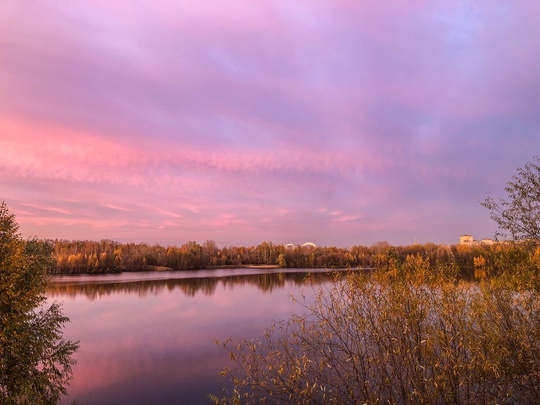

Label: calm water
[46,268,344,404]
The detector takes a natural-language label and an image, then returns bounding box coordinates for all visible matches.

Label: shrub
[213,257,540,404]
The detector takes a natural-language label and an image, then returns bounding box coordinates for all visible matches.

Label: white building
[459,235,495,245]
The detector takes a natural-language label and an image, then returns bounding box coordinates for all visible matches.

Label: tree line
[49,237,537,280]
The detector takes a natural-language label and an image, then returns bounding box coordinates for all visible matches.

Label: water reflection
[47,269,343,300]
[47,269,345,405]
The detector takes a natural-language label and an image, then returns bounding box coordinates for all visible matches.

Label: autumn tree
[482,157,540,242]
[0,202,79,404]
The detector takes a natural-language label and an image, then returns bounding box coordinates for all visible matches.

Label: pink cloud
[2,1,540,246]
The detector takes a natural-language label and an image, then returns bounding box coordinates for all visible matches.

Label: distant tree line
[49,238,537,279]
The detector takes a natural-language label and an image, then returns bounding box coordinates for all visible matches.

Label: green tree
[482,157,540,242]
[0,202,79,404]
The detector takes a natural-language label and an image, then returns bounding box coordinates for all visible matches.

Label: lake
[46,268,345,404]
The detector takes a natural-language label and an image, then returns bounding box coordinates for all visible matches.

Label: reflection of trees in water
[46,271,341,300]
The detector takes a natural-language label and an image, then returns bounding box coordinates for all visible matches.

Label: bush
[214,256,540,404]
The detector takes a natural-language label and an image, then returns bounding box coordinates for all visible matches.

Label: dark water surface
[46,268,344,404]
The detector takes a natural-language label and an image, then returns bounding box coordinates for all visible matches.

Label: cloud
[2,0,540,246]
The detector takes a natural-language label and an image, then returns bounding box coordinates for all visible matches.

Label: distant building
[459,235,474,245]
[285,242,319,249]
[301,242,318,248]
[459,235,495,245]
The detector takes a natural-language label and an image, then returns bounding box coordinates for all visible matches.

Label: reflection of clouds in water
[49,271,345,404]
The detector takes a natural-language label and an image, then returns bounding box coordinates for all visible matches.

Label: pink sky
[2,1,540,247]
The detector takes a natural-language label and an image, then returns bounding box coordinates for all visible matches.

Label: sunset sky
[1,1,540,248]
